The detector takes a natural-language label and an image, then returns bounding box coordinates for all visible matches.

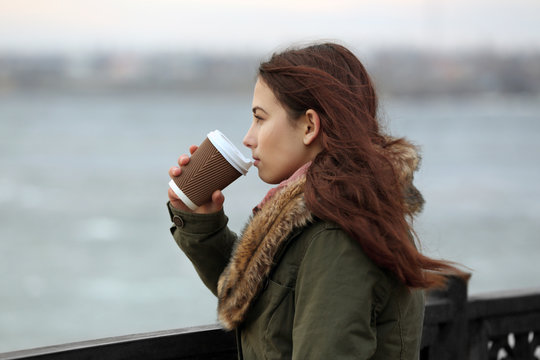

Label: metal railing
[2,276,539,360]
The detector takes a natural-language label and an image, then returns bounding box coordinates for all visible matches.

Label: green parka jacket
[169,169,425,359]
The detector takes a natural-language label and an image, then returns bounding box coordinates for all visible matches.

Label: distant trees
[1,50,539,97]
[367,50,540,97]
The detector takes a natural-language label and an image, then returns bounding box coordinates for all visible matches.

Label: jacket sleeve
[292,227,390,359]
[167,202,237,296]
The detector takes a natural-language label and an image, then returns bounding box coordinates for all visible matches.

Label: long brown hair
[259,42,462,288]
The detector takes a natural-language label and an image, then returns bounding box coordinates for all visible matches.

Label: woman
[167,42,461,359]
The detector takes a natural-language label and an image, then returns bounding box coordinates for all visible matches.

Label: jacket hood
[382,136,425,215]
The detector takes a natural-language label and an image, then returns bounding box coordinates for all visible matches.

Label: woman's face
[243,79,314,184]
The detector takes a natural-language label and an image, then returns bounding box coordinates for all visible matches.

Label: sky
[1,0,539,55]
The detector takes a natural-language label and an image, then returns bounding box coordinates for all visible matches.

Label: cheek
[262,120,295,149]
[258,125,279,151]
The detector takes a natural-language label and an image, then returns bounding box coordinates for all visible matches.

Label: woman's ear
[302,109,321,146]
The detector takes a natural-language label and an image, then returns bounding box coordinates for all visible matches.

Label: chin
[257,169,281,185]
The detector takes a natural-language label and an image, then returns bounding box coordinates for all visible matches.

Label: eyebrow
[252,106,268,115]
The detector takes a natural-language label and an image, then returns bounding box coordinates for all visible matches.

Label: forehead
[252,78,281,110]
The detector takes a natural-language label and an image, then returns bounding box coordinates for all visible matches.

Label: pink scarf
[253,161,312,213]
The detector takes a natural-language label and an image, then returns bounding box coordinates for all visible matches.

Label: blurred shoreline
[1,49,539,98]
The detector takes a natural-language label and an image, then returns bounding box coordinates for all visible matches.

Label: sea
[1,91,539,352]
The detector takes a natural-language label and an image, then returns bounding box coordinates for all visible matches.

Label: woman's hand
[168,145,225,214]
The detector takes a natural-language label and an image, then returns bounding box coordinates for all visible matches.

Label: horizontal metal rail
[2,277,539,360]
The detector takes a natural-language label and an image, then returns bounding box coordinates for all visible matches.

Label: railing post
[425,275,469,360]
[467,318,489,360]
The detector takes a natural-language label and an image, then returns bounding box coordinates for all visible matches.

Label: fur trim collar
[217,175,313,330]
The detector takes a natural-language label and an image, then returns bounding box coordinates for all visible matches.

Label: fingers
[195,190,225,214]
[168,145,225,215]
[169,189,224,214]
[175,145,197,168]
[178,154,190,166]
[212,190,225,209]
[169,166,181,178]
[169,147,195,178]
[168,187,178,201]
[168,188,190,212]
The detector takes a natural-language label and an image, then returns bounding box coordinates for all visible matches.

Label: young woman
[167,42,461,359]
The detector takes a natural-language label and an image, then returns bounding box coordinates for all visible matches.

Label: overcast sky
[1,0,539,55]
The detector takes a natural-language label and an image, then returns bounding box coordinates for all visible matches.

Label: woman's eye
[254,115,264,123]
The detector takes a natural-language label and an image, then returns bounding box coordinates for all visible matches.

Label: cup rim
[207,130,252,175]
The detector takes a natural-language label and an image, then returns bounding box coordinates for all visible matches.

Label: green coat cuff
[167,201,237,296]
[167,201,228,235]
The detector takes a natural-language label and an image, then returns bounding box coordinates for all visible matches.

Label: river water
[1,91,539,352]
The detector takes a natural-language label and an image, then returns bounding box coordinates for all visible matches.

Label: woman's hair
[258,42,462,288]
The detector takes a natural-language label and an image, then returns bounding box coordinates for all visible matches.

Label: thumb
[212,190,225,209]
[195,190,225,214]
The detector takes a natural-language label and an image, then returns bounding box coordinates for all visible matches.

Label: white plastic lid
[207,130,252,175]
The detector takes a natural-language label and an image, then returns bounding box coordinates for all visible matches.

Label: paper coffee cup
[169,130,252,210]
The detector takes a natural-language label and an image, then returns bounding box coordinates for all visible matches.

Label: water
[1,91,539,352]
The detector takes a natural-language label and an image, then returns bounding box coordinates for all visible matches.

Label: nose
[243,123,256,149]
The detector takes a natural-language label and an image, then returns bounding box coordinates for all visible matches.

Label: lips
[252,156,260,166]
